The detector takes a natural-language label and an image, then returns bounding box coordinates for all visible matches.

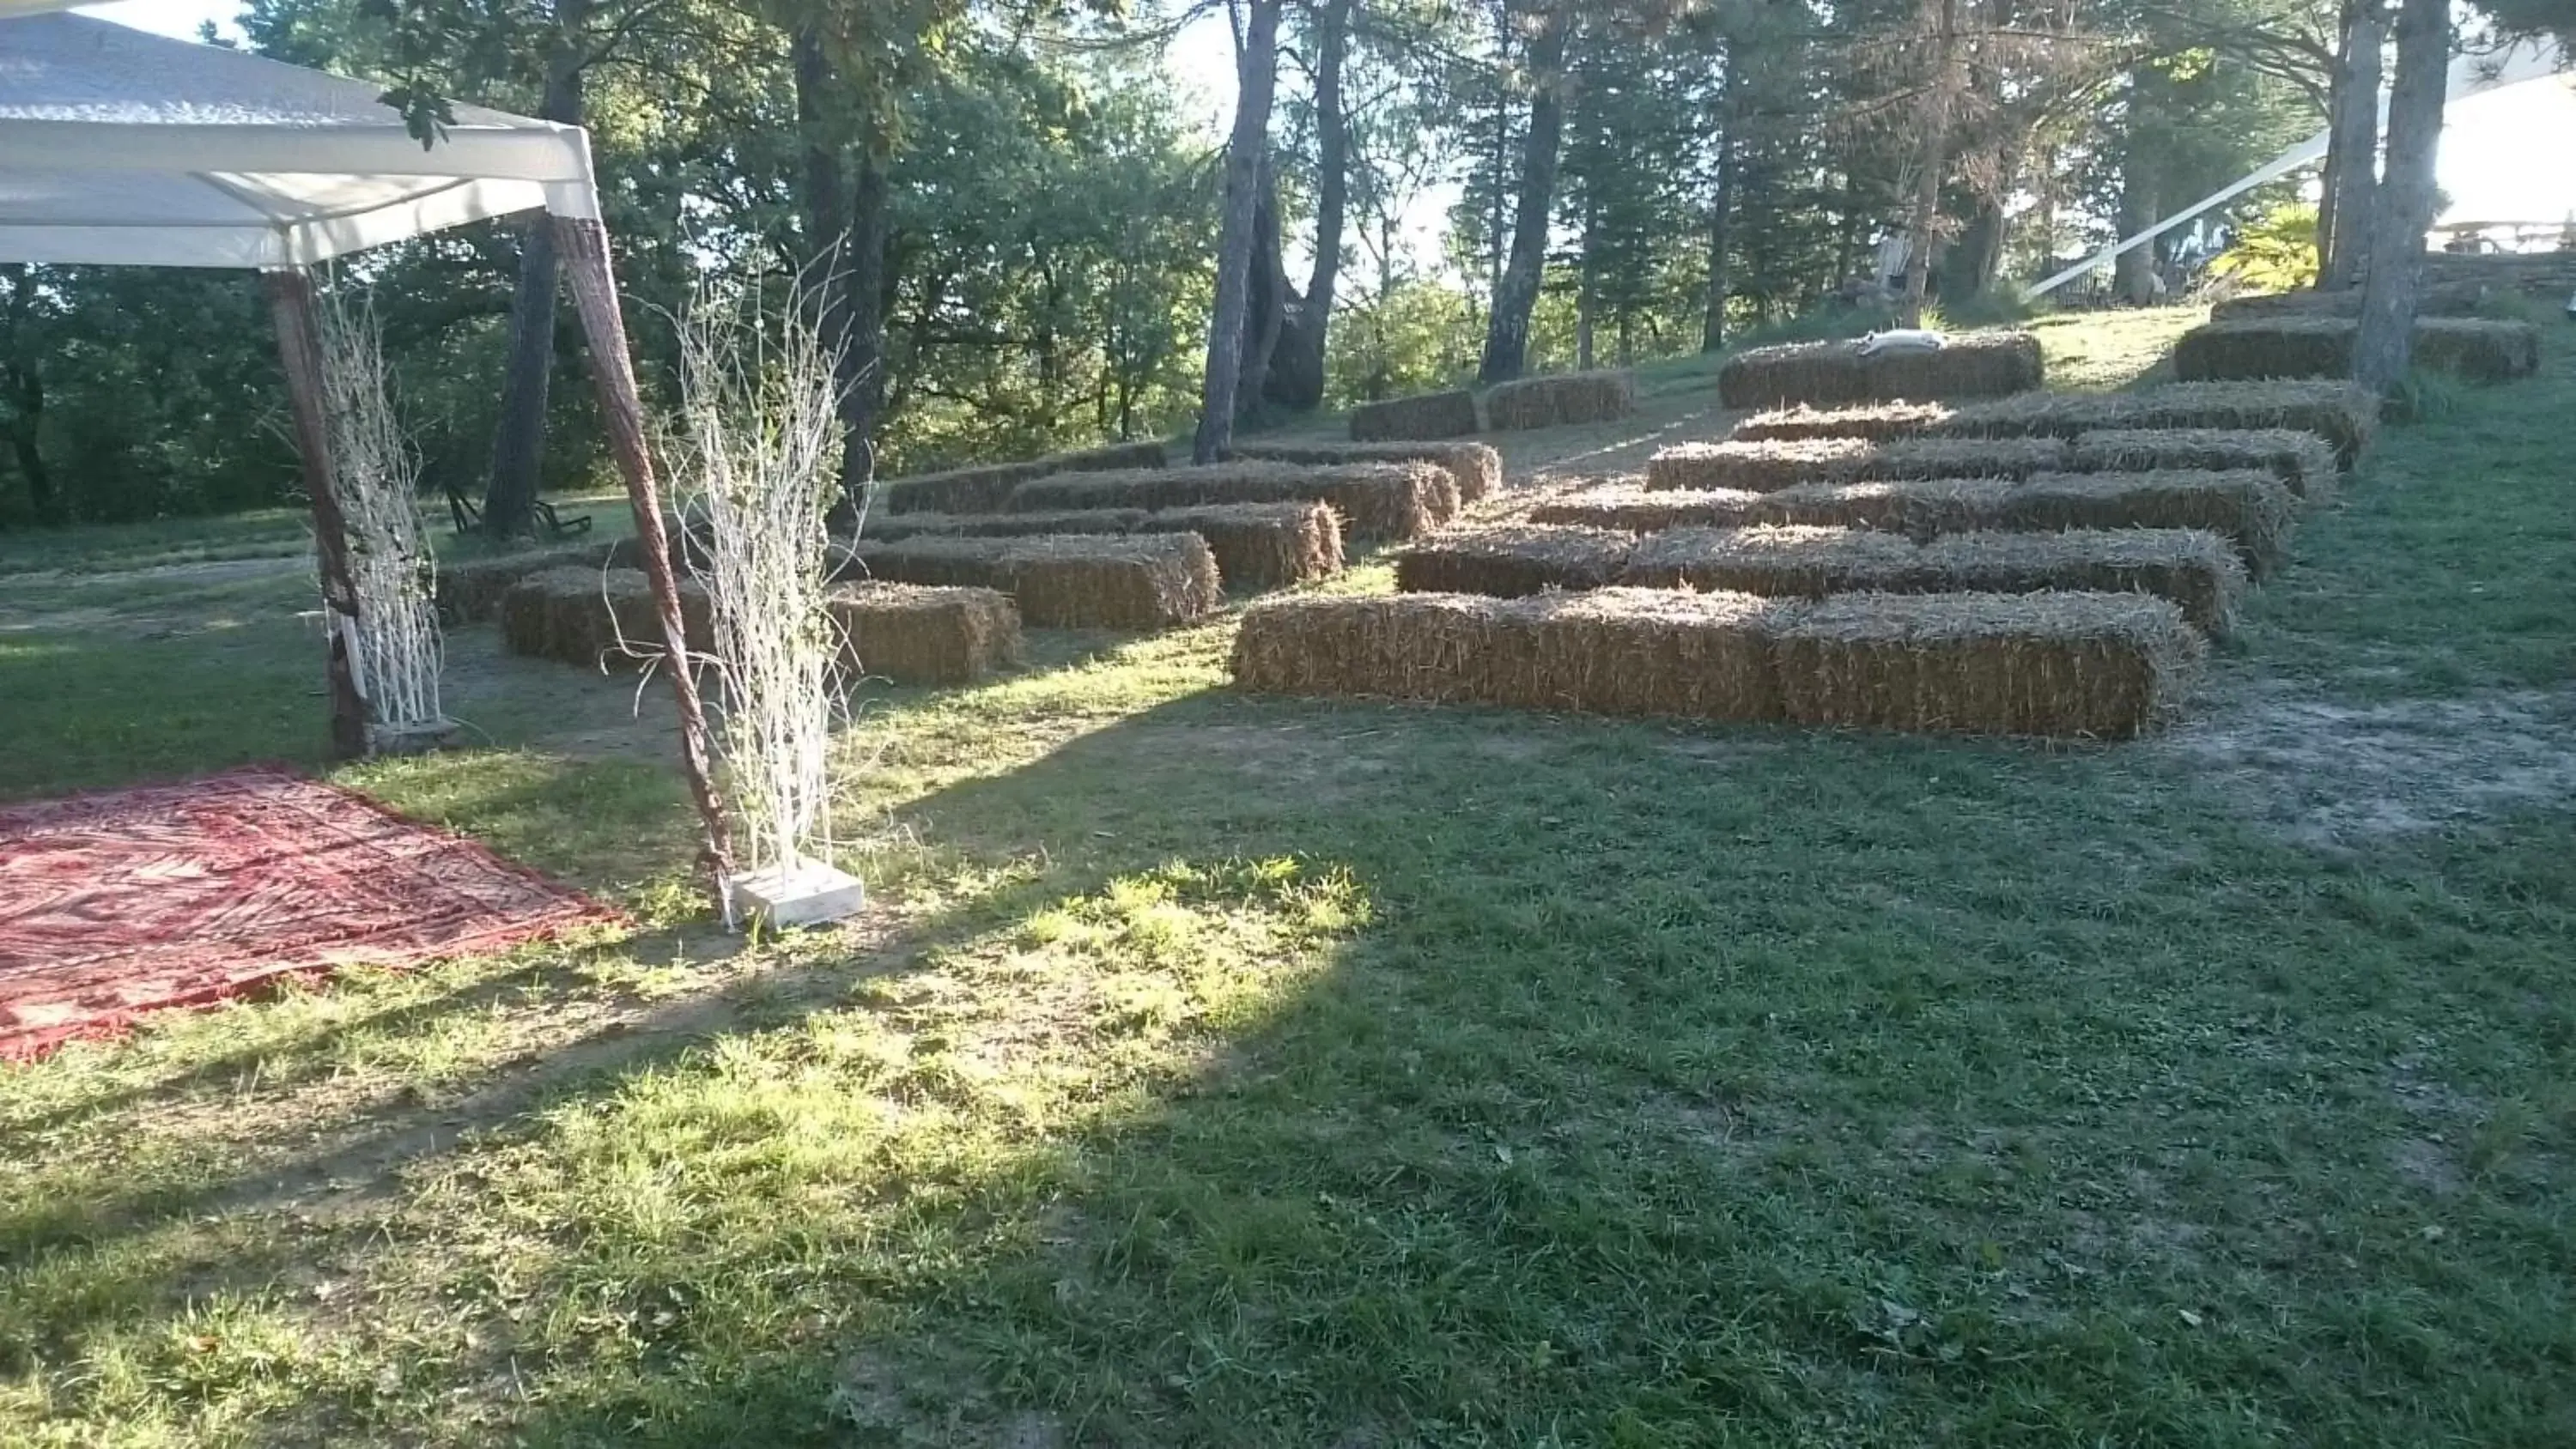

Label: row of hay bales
[835,533,1221,631]
[1716,332,2045,409]
[2172,317,2540,384]
[1652,427,2338,505]
[1346,369,1637,442]
[1233,588,2201,740]
[495,566,1024,685]
[865,500,1340,591]
[1730,379,2381,470]
[877,439,1170,516]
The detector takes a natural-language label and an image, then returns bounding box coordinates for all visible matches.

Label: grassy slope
[3,308,2573,1446]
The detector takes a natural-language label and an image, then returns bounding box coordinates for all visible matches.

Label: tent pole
[550,214,738,887]
[263,266,370,761]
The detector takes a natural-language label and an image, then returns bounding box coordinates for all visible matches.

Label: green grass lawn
[3,310,2573,1446]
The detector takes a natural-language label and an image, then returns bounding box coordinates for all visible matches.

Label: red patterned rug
[1,767,621,1062]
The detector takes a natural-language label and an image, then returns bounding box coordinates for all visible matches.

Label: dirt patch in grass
[2166,677,2576,846]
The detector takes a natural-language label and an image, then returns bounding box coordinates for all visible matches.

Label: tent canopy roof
[0,7,597,269]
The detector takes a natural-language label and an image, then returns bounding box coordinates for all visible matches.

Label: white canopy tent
[2029,37,2576,299]
[0,3,734,870]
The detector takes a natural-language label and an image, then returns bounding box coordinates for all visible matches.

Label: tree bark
[1193,0,1282,464]
[2323,0,2385,290]
[264,269,370,761]
[2114,135,2160,305]
[0,264,51,524]
[2353,0,2447,395]
[1899,0,1959,329]
[1263,0,1354,412]
[1699,58,1739,351]
[480,0,591,538]
[1479,7,1569,385]
[835,150,892,499]
[1236,156,1287,424]
[793,28,895,512]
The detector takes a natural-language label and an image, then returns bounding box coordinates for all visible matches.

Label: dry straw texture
[1349,389,1480,442]
[878,438,1172,515]
[1718,331,2043,409]
[1647,436,2067,492]
[1619,524,2245,634]
[1394,524,1637,597]
[1482,369,1637,431]
[2002,470,2297,578]
[1230,440,1502,503]
[1229,588,1790,722]
[1529,486,1773,532]
[2067,427,2339,504]
[1931,380,2380,468]
[860,500,1340,590]
[1005,459,1452,540]
[499,567,712,668]
[841,532,1220,630]
[2208,282,2492,321]
[1731,401,1956,443]
[436,546,600,624]
[1771,591,2203,738]
[826,581,1021,685]
[2172,317,2540,385]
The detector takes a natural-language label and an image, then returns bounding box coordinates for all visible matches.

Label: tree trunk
[835,149,892,500]
[2114,134,2160,305]
[2353,0,2447,395]
[2323,0,2385,290]
[1193,0,1282,463]
[264,269,371,761]
[1899,0,1959,329]
[4,363,52,524]
[1236,156,1287,425]
[479,0,591,539]
[793,29,894,511]
[1699,60,1739,351]
[1263,0,1354,412]
[1479,8,1569,385]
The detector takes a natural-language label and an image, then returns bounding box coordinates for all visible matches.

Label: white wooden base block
[727,857,866,931]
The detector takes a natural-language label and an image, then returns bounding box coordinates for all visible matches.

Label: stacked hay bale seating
[1648,436,2070,492]
[1718,331,2043,409]
[1483,369,1637,431]
[1532,471,2295,578]
[498,567,713,669]
[863,500,1341,590]
[1394,524,1636,597]
[1740,379,2379,470]
[1730,401,1956,443]
[879,438,1170,516]
[1005,458,1455,542]
[1229,440,1501,504]
[2208,286,2493,321]
[2172,316,2539,384]
[1349,389,1480,442]
[2064,427,2337,504]
[437,544,609,624]
[840,533,1218,630]
[1230,588,2200,739]
[828,582,1022,684]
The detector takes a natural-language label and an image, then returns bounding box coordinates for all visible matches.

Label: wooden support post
[550,213,737,883]
[264,267,370,761]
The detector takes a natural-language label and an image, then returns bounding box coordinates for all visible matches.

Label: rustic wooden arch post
[264,264,370,761]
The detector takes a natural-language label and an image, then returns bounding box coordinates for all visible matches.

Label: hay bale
[1005,459,1450,540]
[1619,524,2244,634]
[1718,332,2042,409]
[878,459,1053,516]
[436,546,598,624]
[1646,436,2066,492]
[499,567,710,668]
[1350,389,1480,442]
[1227,588,1788,722]
[2000,470,2297,579]
[1482,369,1637,431]
[1053,439,1169,473]
[2208,285,2493,322]
[2172,317,2540,385]
[860,507,1154,543]
[1529,486,1774,532]
[1536,480,2012,538]
[1771,591,2204,739]
[2065,427,2339,505]
[1930,380,2380,470]
[827,581,1021,685]
[1731,401,1956,443]
[1394,524,1637,597]
[858,500,1338,591]
[1230,440,1502,503]
[841,532,1219,630]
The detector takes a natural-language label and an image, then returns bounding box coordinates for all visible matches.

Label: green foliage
[2210,203,2322,294]
[1324,276,1479,402]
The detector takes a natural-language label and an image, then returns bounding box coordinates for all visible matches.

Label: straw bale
[1482,369,1637,431]
[1227,588,1788,722]
[1394,524,1637,597]
[858,500,1338,590]
[2066,427,2339,504]
[1053,439,1169,473]
[1620,525,1926,596]
[2002,470,2297,579]
[1731,401,1954,443]
[499,567,711,667]
[1005,459,1450,540]
[1231,439,1502,502]
[1771,591,2204,738]
[2172,317,2540,385]
[1529,486,1773,532]
[436,546,598,624]
[841,531,1219,630]
[1349,389,1480,442]
[878,459,1053,516]
[1646,436,2066,492]
[1718,331,2042,408]
[826,581,1021,685]
[860,507,1154,543]
[1930,379,2379,469]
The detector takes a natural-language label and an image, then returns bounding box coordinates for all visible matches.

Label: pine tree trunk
[1479,9,1569,385]
[1262,0,1353,412]
[1193,0,1282,463]
[1899,0,1958,329]
[792,30,895,509]
[2324,0,2385,290]
[1237,157,1287,425]
[835,150,892,500]
[1699,61,1739,352]
[2353,0,2447,395]
[2114,130,2159,305]
[480,0,590,539]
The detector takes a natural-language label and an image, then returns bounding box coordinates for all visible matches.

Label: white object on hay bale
[1856,329,1947,356]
